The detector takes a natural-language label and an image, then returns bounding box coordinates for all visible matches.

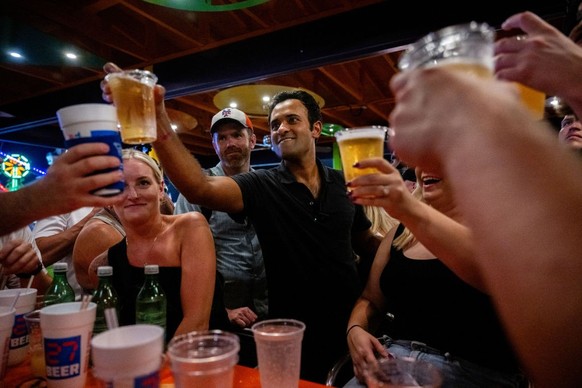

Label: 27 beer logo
[44,335,81,379]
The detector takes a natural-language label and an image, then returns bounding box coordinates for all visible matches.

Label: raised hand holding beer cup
[398,21,545,119]
[104,66,158,144]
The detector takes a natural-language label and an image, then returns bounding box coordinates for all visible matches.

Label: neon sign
[2,154,30,179]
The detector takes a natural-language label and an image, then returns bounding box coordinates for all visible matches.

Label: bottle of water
[135,264,167,334]
[92,266,120,335]
[44,262,75,305]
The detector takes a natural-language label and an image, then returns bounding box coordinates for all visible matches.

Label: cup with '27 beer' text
[40,302,96,388]
[105,69,158,145]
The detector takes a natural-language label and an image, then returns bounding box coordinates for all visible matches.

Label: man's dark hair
[267,90,322,128]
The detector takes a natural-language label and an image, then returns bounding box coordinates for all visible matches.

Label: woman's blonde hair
[122,148,164,184]
[364,206,399,238]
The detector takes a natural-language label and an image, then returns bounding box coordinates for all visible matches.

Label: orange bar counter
[6,353,332,387]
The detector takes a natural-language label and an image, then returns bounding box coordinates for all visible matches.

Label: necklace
[126,220,165,267]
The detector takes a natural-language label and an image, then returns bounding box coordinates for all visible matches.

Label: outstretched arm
[101,62,244,214]
[0,143,124,236]
[349,158,482,290]
[389,66,582,387]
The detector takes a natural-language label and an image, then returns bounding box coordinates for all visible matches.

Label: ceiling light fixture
[214,84,325,117]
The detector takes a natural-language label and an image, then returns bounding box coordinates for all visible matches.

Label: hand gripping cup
[0,287,37,366]
[56,103,124,196]
[40,302,97,388]
[398,22,544,119]
[105,69,158,144]
[167,330,240,388]
[91,324,164,388]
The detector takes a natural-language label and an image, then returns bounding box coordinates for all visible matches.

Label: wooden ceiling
[0,0,570,159]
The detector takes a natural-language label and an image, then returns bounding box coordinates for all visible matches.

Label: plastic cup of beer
[398,23,545,119]
[40,301,97,388]
[514,82,545,120]
[251,318,306,388]
[334,126,388,182]
[0,287,37,366]
[91,324,164,388]
[398,21,495,78]
[0,306,15,383]
[56,103,124,197]
[105,69,158,144]
[167,330,240,388]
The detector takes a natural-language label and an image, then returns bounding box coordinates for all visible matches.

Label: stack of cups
[0,288,37,366]
[56,103,124,196]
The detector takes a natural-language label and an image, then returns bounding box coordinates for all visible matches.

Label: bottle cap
[144,264,159,275]
[53,262,68,272]
[97,266,113,277]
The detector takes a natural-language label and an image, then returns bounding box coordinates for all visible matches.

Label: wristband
[346,324,363,337]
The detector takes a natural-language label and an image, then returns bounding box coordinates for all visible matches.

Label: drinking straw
[80,294,93,310]
[104,307,119,330]
[10,290,21,310]
[26,275,34,289]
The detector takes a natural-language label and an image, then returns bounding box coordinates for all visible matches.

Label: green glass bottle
[135,264,167,335]
[44,262,75,305]
[92,266,120,335]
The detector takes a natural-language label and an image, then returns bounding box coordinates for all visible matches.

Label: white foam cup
[40,302,96,388]
[0,287,37,366]
[55,103,124,196]
[91,324,164,388]
[0,306,16,383]
[56,103,119,140]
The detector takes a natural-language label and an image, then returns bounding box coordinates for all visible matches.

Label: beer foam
[336,128,386,142]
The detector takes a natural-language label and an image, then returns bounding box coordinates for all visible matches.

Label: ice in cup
[56,103,124,197]
[105,69,158,144]
[167,330,240,388]
[251,318,305,388]
[334,126,388,182]
[364,357,443,387]
[0,287,37,366]
[40,301,97,388]
[91,324,164,388]
[0,306,15,384]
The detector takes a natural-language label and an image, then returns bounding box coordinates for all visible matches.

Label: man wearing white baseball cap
[175,108,267,364]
